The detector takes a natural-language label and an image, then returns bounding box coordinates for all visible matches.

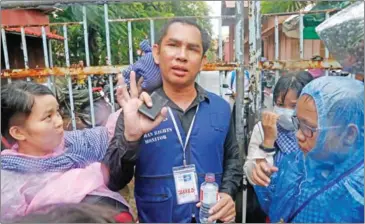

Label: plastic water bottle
[199,173,219,224]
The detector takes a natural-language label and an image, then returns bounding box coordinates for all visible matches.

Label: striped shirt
[1,127,109,173]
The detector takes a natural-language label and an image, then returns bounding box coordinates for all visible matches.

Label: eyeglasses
[292,116,319,138]
[292,116,342,138]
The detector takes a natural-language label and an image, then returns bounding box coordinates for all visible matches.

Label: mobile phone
[138,92,168,120]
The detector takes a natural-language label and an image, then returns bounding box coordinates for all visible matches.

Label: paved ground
[197,71,235,107]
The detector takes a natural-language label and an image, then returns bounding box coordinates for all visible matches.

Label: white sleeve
[244,122,276,185]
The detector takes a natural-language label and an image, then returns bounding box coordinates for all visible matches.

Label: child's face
[15,95,64,154]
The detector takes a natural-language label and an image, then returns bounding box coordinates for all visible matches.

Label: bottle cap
[205,173,215,182]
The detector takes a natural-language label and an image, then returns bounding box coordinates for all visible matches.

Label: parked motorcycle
[56,74,120,130]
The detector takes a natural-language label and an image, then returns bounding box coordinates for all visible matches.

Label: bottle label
[200,187,218,204]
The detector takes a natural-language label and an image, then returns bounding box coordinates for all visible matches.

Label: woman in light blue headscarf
[254,76,364,223]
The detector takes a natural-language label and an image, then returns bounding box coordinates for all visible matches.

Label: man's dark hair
[273,71,314,105]
[157,18,211,56]
[1,81,54,143]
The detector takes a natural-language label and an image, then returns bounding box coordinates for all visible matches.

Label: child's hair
[273,71,314,105]
[11,203,124,223]
[1,81,54,143]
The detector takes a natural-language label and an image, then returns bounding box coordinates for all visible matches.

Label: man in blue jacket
[104,18,243,223]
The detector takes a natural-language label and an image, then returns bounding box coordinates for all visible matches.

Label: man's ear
[342,124,359,146]
[9,126,26,142]
[152,44,160,65]
[200,55,207,71]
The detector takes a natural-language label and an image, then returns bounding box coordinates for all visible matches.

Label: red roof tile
[5,27,64,40]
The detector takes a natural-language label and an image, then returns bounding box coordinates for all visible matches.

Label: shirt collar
[155,83,210,104]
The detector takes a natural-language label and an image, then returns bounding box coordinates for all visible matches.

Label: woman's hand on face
[252,159,279,187]
[261,111,280,147]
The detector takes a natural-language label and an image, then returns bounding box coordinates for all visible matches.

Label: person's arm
[244,122,275,185]
[219,115,243,198]
[64,126,109,163]
[104,108,123,143]
[206,115,243,223]
[102,112,140,191]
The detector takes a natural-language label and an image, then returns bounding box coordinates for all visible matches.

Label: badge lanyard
[168,104,200,167]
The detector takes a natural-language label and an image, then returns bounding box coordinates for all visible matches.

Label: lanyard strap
[168,105,200,166]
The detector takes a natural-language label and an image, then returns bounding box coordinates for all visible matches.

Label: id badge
[172,164,199,205]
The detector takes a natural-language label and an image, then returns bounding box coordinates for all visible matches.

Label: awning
[282,4,315,39]
[5,27,64,40]
[282,1,352,40]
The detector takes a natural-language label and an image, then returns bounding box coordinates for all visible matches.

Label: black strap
[287,160,364,223]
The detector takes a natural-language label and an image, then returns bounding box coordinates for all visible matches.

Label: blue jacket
[134,92,231,223]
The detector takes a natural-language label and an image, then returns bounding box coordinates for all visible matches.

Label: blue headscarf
[301,76,364,180]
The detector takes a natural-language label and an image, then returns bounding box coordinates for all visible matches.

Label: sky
[205,1,229,39]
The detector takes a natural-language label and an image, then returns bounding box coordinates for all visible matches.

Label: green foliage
[50,1,213,66]
[261,0,311,14]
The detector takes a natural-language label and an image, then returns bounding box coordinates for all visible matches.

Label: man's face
[152,22,205,88]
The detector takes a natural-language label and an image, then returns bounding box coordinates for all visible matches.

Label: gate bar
[299,12,304,59]
[48,39,54,67]
[20,27,31,81]
[150,19,155,45]
[104,3,116,112]
[83,5,96,127]
[2,22,84,28]
[1,28,12,83]
[256,1,262,116]
[128,21,133,65]
[110,15,235,23]
[324,12,330,76]
[234,0,247,223]
[41,26,53,89]
[63,24,77,130]
[274,16,279,83]
[2,59,342,78]
[48,38,56,92]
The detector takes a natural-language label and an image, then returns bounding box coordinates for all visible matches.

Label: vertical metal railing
[150,19,155,45]
[83,5,96,127]
[255,1,262,116]
[324,12,330,76]
[274,16,279,83]
[48,38,56,93]
[248,1,262,120]
[128,21,133,65]
[234,1,247,223]
[20,27,31,81]
[299,12,304,59]
[48,39,54,67]
[63,24,77,130]
[104,3,116,112]
[41,26,53,89]
[1,28,12,83]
